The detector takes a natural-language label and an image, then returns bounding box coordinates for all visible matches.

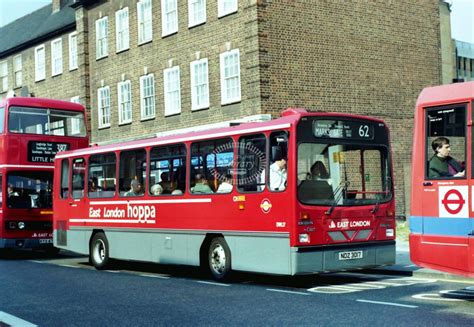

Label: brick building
[0,0,446,216]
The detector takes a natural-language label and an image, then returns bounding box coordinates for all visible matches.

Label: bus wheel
[208,237,231,281]
[90,233,109,270]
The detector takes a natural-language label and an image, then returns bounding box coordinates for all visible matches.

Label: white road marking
[59,264,80,269]
[0,311,37,327]
[267,289,310,296]
[30,260,46,264]
[139,274,170,279]
[412,293,464,302]
[196,281,231,287]
[356,299,418,308]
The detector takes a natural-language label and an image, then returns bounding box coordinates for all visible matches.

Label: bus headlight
[386,229,394,237]
[299,233,310,243]
[18,222,26,230]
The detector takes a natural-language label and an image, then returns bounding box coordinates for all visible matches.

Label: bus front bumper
[291,241,396,275]
[0,237,54,249]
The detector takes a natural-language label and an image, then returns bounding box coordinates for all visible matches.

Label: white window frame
[190,58,209,110]
[218,0,238,18]
[164,66,182,116]
[70,96,81,135]
[220,49,241,105]
[13,55,22,88]
[115,7,130,52]
[96,16,109,59]
[137,0,153,44]
[118,80,132,125]
[140,74,156,120]
[188,0,206,28]
[161,0,178,37]
[0,61,7,93]
[98,86,111,129]
[51,38,63,76]
[35,44,46,82]
[69,32,78,71]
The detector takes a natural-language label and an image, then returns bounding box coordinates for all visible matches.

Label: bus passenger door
[422,104,470,273]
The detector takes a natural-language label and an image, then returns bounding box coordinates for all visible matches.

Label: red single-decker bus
[54,108,395,280]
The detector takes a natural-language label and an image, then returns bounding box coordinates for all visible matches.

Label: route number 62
[358,125,370,138]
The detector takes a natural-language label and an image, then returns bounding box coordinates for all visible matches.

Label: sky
[0,0,473,43]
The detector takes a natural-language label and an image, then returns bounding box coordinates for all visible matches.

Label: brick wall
[87,0,261,143]
[258,0,441,216]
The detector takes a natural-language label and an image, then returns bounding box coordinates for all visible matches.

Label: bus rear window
[8,106,86,137]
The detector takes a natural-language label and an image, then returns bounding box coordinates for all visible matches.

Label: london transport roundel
[260,199,272,214]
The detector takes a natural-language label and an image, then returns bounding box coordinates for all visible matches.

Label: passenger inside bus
[191,174,214,194]
[124,179,143,196]
[159,172,172,194]
[151,184,163,195]
[267,147,287,191]
[216,174,233,193]
[428,136,465,178]
[7,184,19,197]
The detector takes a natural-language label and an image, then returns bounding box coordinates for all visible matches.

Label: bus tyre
[90,233,110,270]
[208,237,231,281]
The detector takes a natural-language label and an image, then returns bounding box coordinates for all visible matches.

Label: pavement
[371,238,474,284]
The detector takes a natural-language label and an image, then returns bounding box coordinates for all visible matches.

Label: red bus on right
[410,81,474,278]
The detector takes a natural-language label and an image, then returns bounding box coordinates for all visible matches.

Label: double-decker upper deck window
[426,105,466,179]
[8,106,86,137]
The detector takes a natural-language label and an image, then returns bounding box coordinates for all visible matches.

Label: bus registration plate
[39,239,53,244]
[338,250,363,260]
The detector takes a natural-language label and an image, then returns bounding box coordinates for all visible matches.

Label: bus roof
[0,97,85,112]
[56,109,386,159]
[416,81,474,107]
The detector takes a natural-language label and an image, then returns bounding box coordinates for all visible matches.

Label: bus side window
[71,158,85,199]
[237,134,266,193]
[61,159,69,199]
[425,105,466,179]
[268,131,288,192]
[190,138,233,194]
[119,149,146,197]
[88,153,116,198]
[149,144,186,196]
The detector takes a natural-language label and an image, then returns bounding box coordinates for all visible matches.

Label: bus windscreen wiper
[326,181,350,215]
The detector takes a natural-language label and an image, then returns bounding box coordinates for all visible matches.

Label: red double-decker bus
[410,81,474,278]
[0,97,88,251]
[54,108,395,280]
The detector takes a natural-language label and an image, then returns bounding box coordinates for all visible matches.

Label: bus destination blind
[28,141,70,163]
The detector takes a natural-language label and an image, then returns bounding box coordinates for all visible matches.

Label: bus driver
[428,136,465,178]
